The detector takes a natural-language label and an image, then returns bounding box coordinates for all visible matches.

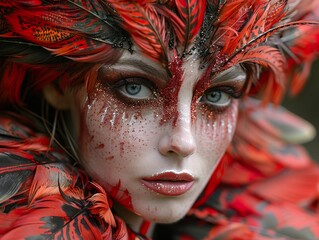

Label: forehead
[112,52,168,80]
[108,51,205,85]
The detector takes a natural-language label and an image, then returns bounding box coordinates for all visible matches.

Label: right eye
[124,83,142,96]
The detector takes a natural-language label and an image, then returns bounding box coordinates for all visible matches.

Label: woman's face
[68,52,246,223]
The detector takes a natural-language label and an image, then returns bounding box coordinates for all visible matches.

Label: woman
[0,0,318,239]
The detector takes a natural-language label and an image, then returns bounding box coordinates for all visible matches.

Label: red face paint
[108,180,134,212]
[160,58,184,125]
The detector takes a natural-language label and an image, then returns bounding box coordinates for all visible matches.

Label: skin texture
[65,52,246,231]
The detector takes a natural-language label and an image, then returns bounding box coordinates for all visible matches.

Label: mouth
[141,172,195,196]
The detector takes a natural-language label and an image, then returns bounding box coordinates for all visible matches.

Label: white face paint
[68,52,246,227]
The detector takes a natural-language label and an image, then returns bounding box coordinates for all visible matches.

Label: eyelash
[212,86,244,99]
[199,86,243,111]
[109,77,158,104]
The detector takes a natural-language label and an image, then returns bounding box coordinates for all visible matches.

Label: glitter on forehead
[160,58,184,125]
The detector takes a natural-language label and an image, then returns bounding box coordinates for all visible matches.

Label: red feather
[217,0,247,23]
[265,0,287,28]
[0,113,137,239]
[0,0,123,63]
[223,97,314,184]
[108,0,167,62]
[226,21,319,66]
[248,165,319,204]
[0,112,74,207]
[89,182,116,227]
[234,46,286,104]
[0,188,111,239]
[0,143,68,207]
[175,0,206,52]
[0,62,28,106]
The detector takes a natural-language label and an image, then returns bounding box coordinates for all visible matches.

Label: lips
[141,172,195,196]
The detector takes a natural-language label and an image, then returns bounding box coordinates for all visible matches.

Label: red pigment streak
[105,155,114,161]
[119,141,125,157]
[193,64,215,100]
[109,180,134,211]
[88,134,94,142]
[191,64,215,123]
[139,220,151,236]
[160,59,184,126]
[95,143,105,149]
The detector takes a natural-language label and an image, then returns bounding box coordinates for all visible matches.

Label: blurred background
[283,60,319,160]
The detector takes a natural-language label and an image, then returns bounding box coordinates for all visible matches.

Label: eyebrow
[113,58,169,82]
[212,65,247,84]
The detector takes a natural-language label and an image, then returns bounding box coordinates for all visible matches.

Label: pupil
[207,91,221,102]
[126,83,141,95]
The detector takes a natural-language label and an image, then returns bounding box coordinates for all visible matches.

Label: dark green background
[283,60,319,160]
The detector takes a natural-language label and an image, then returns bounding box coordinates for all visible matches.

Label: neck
[113,202,154,237]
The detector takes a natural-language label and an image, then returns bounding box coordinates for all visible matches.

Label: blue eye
[206,91,222,102]
[117,80,154,100]
[201,89,231,107]
[125,83,142,95]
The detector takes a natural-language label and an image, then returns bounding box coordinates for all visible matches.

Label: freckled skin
[68,52,239,227]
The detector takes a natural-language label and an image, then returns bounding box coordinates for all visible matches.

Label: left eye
[200,89,231,107]
[117,81,154,100]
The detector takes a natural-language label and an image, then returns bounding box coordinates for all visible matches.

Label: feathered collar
[0,112,149,239]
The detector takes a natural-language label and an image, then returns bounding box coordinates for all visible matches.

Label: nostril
[158,131,196,157]
[170,136,196,157]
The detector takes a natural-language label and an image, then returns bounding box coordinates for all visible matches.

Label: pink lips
[141,172,195,196]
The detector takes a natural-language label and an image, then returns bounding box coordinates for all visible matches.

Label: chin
[126,183,204,224]
[135,202,192,224]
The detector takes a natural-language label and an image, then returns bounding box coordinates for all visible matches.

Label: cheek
[196,101,238,161]
[74,87,162,204]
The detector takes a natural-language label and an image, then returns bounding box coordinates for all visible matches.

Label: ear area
[43,84,71,110]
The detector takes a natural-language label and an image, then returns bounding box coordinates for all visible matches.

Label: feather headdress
[0,0,318,106]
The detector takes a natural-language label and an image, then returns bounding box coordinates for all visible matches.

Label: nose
[158,116,196,158]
